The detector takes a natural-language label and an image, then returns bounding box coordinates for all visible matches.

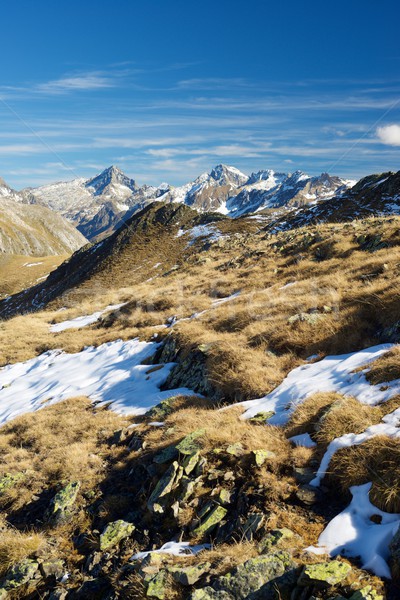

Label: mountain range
[2,164,400,258]
[8,164,354,241]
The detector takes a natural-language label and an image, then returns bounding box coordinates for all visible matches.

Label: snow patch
[307,483,400,578]
[50,303,127,332]
[240,344,399,425]
[0,339,194,424]
[288,432,317,448]
[132,541,211,560]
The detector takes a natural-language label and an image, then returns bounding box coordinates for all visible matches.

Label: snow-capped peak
[209,164,248,187]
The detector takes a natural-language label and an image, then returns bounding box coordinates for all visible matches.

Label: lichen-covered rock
[295,484,320,506]
[176,430,205,455]
[183,451,201,475]
[147,461,181,513]
[0,472,24,495]
[242,513,265,540]
[3,559,39,590]
[226,442,244,457]
[146,569,168,599]
[145,397,179,421]
[178,476,197,503]
[211,551,297,599]
[138,552,164,582]
[192,505,228,537]
[191,588,231,599]
[100,520,135,551]
[248,412,275,424]
[252,449,276,467]
[216,489,231,505]
[169,562,211,585]
[258,528,294,554]
[153,445,179,464]
[349,586,383,600]
[288,312,322,325]
[48,481,80,523]
[297,560,351,587]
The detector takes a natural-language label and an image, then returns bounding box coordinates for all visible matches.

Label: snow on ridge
[176,224,224,246]
[0,339,195,425]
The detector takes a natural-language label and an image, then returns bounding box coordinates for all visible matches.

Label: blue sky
[0,0,399,188]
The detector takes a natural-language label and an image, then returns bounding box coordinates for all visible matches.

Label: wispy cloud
[36,71,115,94]
[176,77,253,90]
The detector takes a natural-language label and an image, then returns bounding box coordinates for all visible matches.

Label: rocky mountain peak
[209,164,248,187]
[0,177,14,196]
[86,165,137,196]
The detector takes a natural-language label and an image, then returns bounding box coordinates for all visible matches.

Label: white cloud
[36,72,115,94]
[376,124,400,146]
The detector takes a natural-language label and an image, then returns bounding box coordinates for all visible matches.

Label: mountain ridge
[10,164,355,240]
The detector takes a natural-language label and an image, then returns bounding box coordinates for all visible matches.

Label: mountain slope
[0,195,87,256]
[0,188,399,597]
[0,202,254,318]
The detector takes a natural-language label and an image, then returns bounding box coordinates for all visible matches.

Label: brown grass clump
[198,540,259,575]
[364,346,400,385]
[286,392,382,448]
[314,398,382,446]
[0,528,46,576]
[329,436,400,512]
[286,392,345,438]
[266,505,325,547]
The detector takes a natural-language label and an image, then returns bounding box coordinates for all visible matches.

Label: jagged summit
[86,165,137,197]
[209,164,248,187]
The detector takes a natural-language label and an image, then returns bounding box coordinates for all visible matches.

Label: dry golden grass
[266,504,325,547]
[286,393,344,438]
[0,397,129,512]
[329,436,400,512]
[145,405,291,464]
[1,216,400,410]
[0,254,67,300]
[314,398,382,446]
[285,392,383,448]
[0,528,46,576]
[197,540,259,574]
